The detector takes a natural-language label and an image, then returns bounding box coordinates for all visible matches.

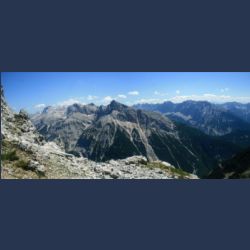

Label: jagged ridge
[134,100,250,136]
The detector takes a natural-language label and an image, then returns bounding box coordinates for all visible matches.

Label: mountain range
[1,86,196,179]
[2,80,250,179]
[134,101,250,136]
[31,100,250,177]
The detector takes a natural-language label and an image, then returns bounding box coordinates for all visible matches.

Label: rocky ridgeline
[134,101,250,136]
[1,86,197,179]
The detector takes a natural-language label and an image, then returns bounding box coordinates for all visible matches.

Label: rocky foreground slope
[1,87,196,179]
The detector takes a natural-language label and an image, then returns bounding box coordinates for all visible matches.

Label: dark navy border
[1,180,250,250]
[1,0,250,249]
[1,0,250,72]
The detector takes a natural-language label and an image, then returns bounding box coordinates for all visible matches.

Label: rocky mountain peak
[1,85,14,123]
[18,109,29,120]
[66,103,98,116]
[66,103,83,114]
[108,100,128,111]
[1,84,3,97]
[95,100,129,117]
[42,106,53,114]
[1,84,7,107]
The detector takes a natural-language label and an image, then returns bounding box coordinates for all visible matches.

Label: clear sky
[1,72,250,113]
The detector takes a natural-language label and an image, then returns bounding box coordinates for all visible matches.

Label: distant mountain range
[219,102,250,123]
[31,100,250,177]
[134,101,250,136]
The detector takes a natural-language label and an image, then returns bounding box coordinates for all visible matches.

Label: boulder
[28,160,46,174]
[159,161,174,168]
[18,109,29,120]
[124,156,148,165]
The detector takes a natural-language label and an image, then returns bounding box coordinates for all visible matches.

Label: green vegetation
[1,145,29,170]
[145,161,190,179]
[174,122,243,177]
[94,128,140,161]
[1,150,19,161]
[1,139,44,179]
[207,147,250,179]
[15,160,30,170]
[169,167,190,179]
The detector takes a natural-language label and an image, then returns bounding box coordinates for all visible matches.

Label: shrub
[1,150,19,161]
[169,167,189,178]
[146,162,190,178]
[15,160,29,169]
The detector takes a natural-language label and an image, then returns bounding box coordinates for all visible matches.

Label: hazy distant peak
[108,100,128,110]
[42,106,53,114]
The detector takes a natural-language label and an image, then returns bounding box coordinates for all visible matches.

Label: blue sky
[2,72,250,113]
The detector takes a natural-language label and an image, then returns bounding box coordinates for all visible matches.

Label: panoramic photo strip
[1,72,250,179]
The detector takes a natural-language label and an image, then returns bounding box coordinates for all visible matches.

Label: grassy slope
[1,140,44,179]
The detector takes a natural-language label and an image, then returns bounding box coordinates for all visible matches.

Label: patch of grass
[1,139,46,179]
[1,140,7,147]
[169,167,190,178]
[15,160,30,170]
[1,150,19,161]
[147,162,167,170]
[146,162,190,179]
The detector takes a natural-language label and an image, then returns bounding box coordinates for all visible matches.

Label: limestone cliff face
[1,87,196,179]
